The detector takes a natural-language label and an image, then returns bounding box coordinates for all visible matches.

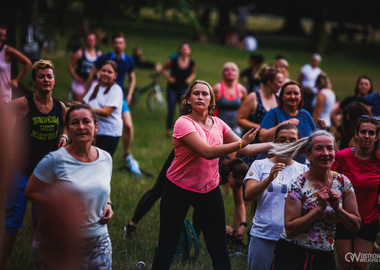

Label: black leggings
[131,150,175,224]
[152,181,231,270]
[95,135,120,157]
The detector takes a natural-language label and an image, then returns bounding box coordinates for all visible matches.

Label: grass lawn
[3,12,380,270]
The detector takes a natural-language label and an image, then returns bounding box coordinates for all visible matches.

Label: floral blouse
[280,172,354,251]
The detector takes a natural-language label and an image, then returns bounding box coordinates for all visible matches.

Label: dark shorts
[335,220,380,242]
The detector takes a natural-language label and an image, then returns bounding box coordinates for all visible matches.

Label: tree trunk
[277,0,305,36]
[215,5,231,44]
[311,1,329,53]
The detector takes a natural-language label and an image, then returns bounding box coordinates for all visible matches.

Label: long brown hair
[180,80,215,115]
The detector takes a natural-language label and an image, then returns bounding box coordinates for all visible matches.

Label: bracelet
[238,140,242,150]
[107,202,114,210]
[60,134,69,141]
[239,222,247,227]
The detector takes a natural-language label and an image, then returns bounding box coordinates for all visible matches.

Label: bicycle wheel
[147,87,166,112]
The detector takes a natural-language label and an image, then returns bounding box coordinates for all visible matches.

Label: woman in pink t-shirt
[152,80,272,270]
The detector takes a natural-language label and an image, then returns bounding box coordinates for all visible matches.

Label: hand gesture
[99,204,113,225]
[283,118,299,127]
[234,225,245,240]
[328,188,340,212]
[168,77,176,84]
[269,163,285,182]
[316,118,327,130]
[241,128,259,148]
[226,225,235,236]
[316,187,329,210]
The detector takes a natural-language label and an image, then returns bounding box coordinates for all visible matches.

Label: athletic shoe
[124,224,137,239]
[124,154,142,177]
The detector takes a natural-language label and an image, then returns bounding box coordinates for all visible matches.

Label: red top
[332,147,380,225]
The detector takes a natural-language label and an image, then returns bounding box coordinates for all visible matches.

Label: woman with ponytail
[83,60,123,156]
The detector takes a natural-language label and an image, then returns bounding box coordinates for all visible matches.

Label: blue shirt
[260,107,316,163]
[95,51,134,89]
[366,92,380,116]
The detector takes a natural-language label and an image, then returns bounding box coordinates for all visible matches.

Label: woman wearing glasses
[332,116,380,270]
[244,124,308,270]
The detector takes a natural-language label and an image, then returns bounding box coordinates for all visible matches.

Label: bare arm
[245,163,285,201]
[312,91,326,122]
[161,59,174,83]
[284,188,328,237]
[237,92,259,130]
[212,83,221,101]
[185,64,196,84]
[126,71,136,105]
[58,102,68,148]
[86,66,98,92]
[330,190,361,233]
[181,128,258,160]
[238,84,248,101]
[232,186,246,239]
[67,49,84,82]
[25,174,52,210]
[259,118,299,142]
[99,196,114,225]
[92,106,116,117]
[6,46,32,88]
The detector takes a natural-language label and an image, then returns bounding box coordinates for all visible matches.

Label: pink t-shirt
[166,115,231,193]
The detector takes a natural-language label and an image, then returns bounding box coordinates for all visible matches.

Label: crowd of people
[1,20,380,270]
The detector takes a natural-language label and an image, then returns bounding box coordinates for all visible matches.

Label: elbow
[284,226,298,238]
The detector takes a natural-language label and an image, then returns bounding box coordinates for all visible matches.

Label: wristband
[238,140,242,150]
[107,202,114,210]
[239,222,247,227]
[60,134,69,141]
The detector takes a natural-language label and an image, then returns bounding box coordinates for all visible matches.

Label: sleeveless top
[75,49,99,80]
[246,90,276,132]
[168,56,195,91]
[0,45,12,103]
[21,95,64,175]
[215,82,241,129]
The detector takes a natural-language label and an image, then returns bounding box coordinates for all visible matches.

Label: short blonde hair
[222,62,239,77]
[32,59,55,80]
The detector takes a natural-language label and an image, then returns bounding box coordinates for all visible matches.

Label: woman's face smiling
[307,135,335,169]
[188,83,211,112]
[282,84,301,109]
[355,122,378,151]
[99,64,117,86]
[357,78,371,96]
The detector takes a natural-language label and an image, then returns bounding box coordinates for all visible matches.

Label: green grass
[4,14,380,270]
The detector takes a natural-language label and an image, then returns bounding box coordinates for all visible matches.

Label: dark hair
[180,80,215,116]
[354,75,373,96]
[111,32,125,42]
[220,158,248,186]
[249,54,264,65]
[177,42,191,55]
[88,60,117,101]
[274,123,300,141]
[275,54,286,60]
[66,104,97,125]
[259,66,281,85]
[278,80,303,110]
[101,60,118,73]
[355,116,379,159]
[84,31,96,40]
[342,102,371,140]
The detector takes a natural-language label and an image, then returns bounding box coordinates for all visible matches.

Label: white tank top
[0,45,12,103]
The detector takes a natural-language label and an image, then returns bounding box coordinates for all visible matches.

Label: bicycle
[131,72,166,112]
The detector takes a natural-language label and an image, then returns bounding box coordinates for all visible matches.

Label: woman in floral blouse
[270,130,361,270]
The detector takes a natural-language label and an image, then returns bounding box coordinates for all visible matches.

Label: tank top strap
[216,82,225,102]
[25,94,37,113]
